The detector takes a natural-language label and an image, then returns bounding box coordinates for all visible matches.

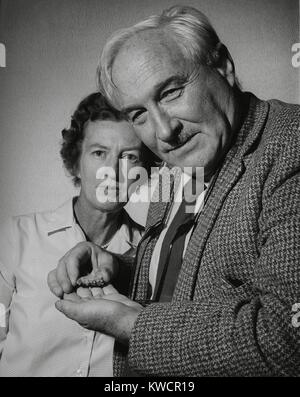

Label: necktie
[153,198,195,302]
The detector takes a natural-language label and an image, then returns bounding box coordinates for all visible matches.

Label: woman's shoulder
[4,198,75,236]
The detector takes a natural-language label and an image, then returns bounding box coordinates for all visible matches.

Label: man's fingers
[76,287,93,299]
[90,287,104,298]
[63,292,83,302]
[52,243,117,296]
[47,269,63,298]
[94,249,119,282]
[66,257,80,288]
[91,246,100,273]
[56,258,73,293]
[66,243,92,286]
[102,284,119,295]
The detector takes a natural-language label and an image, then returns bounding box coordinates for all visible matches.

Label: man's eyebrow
[155,75,187,94]
[121,75,187,114]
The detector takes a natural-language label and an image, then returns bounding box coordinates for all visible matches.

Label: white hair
[98,5,232,105]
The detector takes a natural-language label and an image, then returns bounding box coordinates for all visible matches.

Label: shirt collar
[101,210,143,251]
[46,197,76,236]
[46,197,143,247]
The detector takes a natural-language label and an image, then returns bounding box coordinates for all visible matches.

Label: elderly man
[48,6,300,376]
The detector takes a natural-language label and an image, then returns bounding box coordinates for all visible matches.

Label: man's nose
[151,107,182,143]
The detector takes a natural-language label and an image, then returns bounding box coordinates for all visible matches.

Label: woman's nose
[102,156,119,181]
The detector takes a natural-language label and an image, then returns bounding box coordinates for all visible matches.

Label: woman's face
[77,119,144,213]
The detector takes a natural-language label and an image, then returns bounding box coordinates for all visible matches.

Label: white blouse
[0,198,143,377]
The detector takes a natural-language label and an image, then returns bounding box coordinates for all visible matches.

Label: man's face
[111,30,236,179]
[78,119,143,212]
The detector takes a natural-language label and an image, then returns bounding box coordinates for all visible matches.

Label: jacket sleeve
[127,117,300,376]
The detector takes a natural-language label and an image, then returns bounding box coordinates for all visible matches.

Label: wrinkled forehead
[119,29,181,60]
[110,30,187,107]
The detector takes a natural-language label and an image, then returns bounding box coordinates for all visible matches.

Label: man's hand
[55,285,142,345]
[47,242,119,298]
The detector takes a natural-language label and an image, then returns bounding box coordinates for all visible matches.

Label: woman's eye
[161,87,183,101]
[93,150,105,158]
[122,153,140,163]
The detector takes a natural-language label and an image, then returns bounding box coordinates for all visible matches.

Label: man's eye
[161,87,183,101]
[130,110,146,125]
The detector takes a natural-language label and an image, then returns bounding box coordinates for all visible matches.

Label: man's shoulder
[246,96,300,195]
[244,93,299,138]
[267,98,299,128]
[256,96,299,157]
[267,97,299,112]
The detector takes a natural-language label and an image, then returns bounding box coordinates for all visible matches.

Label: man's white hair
[98,5,232,105]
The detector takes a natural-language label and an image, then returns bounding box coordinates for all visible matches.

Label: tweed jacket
[114,93,300,376]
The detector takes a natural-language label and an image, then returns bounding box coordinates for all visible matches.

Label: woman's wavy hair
[60,92,157,186]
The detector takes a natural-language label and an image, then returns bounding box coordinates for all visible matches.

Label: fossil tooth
[76,270,106,288]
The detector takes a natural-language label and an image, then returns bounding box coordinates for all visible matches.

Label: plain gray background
[0,0,299,225]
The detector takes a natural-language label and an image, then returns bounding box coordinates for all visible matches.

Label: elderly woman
[0,92,154,377]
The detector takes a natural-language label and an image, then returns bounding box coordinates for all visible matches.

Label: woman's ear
[74,164,81,180]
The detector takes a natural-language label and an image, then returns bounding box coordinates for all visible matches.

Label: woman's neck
[74,195,122,247]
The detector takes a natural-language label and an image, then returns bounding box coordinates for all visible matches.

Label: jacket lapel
[131,166,182,299]
[174,93,270,301]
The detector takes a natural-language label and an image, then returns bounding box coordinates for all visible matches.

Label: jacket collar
[230,92,269,161]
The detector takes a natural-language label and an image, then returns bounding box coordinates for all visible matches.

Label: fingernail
[62,282,71,293]
[53,287,63,297]
[71,279,77,287]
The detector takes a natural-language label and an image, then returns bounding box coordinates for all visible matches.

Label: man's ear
[215,44,236,87]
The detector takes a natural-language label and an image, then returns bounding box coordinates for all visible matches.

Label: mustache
[166,130,199,151]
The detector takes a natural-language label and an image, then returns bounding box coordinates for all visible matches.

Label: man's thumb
[55,299,79,321]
